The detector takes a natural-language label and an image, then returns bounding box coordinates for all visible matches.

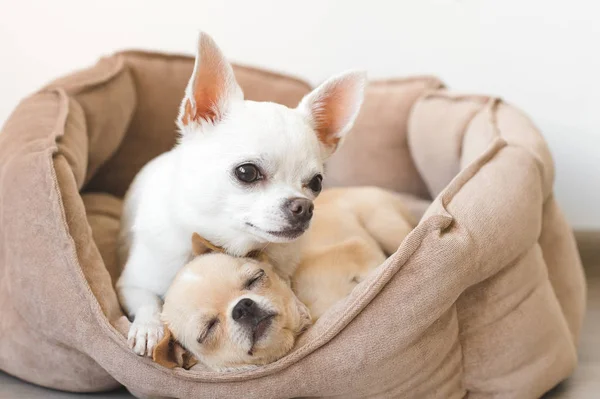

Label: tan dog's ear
[152,328,198,370]
[247,250,269,263]
[293,295,313,333]
[191,232,227,256]
[191,233,211,256]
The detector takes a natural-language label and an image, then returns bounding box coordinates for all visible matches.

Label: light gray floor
[1,234,598,399]
[543,232,600,399]
[0,372,132,398]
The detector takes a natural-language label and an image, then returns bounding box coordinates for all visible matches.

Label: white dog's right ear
[178,32,243,130]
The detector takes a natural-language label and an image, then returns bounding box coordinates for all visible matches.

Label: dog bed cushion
[0,51,585,398]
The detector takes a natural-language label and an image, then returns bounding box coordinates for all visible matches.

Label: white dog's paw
[127,314,164,357]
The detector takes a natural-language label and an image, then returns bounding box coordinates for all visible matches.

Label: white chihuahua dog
[116,32,366,357]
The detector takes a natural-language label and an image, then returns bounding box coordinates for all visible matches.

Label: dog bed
[0,51,586,399]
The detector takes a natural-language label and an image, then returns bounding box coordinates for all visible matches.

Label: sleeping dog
[155,187,418,370]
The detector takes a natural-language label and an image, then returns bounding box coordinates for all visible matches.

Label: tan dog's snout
[231,298,277,349]
[232,299,274,328]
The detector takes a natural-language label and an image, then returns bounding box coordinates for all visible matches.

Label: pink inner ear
[311,79,359,150]
[182,36,229,125]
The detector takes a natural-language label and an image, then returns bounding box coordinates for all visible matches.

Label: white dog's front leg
[118,285,164,357]
[116,241,183,357]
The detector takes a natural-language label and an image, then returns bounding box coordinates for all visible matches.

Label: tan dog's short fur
[155,187,415,369]
[294,187,416,320]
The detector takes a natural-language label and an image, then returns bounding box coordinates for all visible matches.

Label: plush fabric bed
[0,51,586,399]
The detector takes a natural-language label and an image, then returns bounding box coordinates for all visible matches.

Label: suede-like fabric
[0,51,585,399]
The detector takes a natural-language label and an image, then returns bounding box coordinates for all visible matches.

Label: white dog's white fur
[116,31,366,357]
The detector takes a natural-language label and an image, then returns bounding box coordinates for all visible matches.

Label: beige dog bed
[0,51,586,398]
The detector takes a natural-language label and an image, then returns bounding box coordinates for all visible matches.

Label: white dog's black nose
[285,198,314,224]
[232,298,259,321]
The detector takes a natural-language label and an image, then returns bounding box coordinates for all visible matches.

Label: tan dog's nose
[285,198,314,224]
[232,298,276,346]
[232,298,258,321]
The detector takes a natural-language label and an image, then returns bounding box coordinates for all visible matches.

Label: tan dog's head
[157,234,311,371]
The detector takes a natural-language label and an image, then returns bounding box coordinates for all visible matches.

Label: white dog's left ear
[297,70,367,156]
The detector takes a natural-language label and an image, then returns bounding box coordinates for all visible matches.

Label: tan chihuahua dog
[155,187,416,370]
[156,235,311,371]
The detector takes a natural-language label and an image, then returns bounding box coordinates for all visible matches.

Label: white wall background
[1,0,598,229]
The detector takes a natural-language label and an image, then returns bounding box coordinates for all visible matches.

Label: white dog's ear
[297,70,367,156]
[178,32,243,129]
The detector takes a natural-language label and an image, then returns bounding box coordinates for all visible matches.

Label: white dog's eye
[235,163,263,183]
[245,269,266,289]
[307,174,323,193]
